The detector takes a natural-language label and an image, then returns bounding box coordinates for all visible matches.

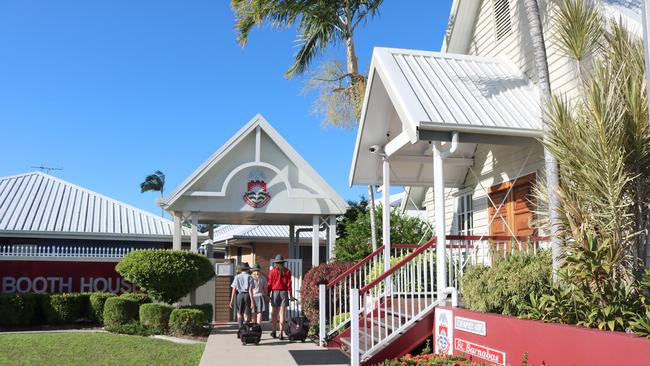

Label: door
[488,173,536,251]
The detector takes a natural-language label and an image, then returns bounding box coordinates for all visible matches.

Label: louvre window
[493,0,512,41]
[456,193,473,235]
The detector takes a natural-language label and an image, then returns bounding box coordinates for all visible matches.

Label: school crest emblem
[243,172,271,208]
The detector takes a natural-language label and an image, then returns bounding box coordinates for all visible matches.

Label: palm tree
[140,170,166,217]
[231,0,384,250]
[522,0,563,275]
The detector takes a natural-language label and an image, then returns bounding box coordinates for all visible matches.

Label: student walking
[251,263,269,324]
[229,262,255,329]
[268,255,294,340]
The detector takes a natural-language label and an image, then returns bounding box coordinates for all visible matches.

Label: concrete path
[199,323,349,366]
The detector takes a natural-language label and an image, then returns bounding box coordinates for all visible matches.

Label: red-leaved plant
[300,261,354,326]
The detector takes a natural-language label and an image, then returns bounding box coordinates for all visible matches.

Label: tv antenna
[31,165,64,174]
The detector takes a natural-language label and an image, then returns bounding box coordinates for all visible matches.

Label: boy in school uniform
[229,262,255,329]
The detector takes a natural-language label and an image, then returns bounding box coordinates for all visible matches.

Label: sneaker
[271,330,277,339]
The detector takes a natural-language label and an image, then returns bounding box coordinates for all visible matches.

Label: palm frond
[556,0,604,62]
[140,170,166,195]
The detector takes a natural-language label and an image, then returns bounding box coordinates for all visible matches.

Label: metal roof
[384,48,541,136]
[0,172,191,240]
[212,224,326,244]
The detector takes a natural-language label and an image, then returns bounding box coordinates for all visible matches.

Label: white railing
[0,245,136,259]
[320,244,421,343]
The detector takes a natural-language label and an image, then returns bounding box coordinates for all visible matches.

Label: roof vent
[493,0,512,41]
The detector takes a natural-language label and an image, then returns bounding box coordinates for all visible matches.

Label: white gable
[165,114,348,225]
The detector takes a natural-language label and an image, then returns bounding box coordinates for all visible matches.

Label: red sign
[454,338,506,365]
[0,260,133,294]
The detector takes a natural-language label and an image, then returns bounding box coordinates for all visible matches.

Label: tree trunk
[523,0,563,277]
[368,185,378,251]
[346,32,378,250]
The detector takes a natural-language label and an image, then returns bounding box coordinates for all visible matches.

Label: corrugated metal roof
[382,48,541,135]
[212,224,326,244]
[0,172,190,239]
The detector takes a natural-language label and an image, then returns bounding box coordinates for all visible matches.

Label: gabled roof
[350,47,540,186]
[212,224,326,244]
[165,114,348,224]
[0,172,191,240]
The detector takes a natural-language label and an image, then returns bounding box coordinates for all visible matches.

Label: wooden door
[488,173,536,251]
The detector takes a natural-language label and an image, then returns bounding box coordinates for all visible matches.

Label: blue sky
[0,0,452,216]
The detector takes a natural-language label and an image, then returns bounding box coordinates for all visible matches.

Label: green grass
[0,332,205,366]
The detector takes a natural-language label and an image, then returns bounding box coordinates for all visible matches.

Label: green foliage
[461,251,552,316]
[116,250,215,304]
[0,294,28,326]
[169,309,207,336]
[119,293,152,307]
[520,235,650,335]
[105,321,154,336]
[103,297,139,328]
[556,0,604,63]
[378,353,485,366]
[180,304,213,323]
[139,303,174,334]
[335,204,428,262]
[47,293,90,324]
[88,292,116,324]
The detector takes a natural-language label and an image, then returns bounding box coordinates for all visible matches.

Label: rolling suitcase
[238,322,262,345]
[285,316,309,342]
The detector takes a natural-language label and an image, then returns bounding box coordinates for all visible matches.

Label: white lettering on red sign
[1,276,132,294]
[454,338,506,366]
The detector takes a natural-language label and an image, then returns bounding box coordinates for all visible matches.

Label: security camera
[369,145,381,153]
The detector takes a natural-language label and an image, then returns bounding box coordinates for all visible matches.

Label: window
[456,193,473,236]
[493,0,512,41]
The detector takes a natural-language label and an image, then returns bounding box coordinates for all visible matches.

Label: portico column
[328,215,336,261]
[382,158,391,272]
[433,144,447,302]
[190,215,198,253]
[173,213,182,250]
[288,224,295,259]
[312,215,320,267]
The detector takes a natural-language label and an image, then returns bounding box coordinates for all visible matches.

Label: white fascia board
[384,131,411,157]
[0,230,201,242]
[418,122,543,139]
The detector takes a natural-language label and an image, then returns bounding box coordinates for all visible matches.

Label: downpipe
[439,286,458,307]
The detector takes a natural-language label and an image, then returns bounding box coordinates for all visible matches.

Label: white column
[328,215,337,260]
[312,215,320,267]
[350,288,360,366]
[288,224,295,259]
[433,145,447,302]
[190,215,198,253]
[173,213,182,250]
[319,284,326,346]
[208,223,214,241]
[382,158,391,272]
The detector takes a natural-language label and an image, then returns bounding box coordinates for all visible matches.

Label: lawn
[0,332,205,366]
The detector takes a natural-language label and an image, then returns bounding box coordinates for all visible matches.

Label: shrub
[140,303,174,334]
[116,250,215,304]
[169,309,206,336]
[180,304,213,323]
[88,292,116,324]
[47,293,90,324]
[103,297,139,327]
[301,261,354,326]
[105,321,153,336]
[22,293,50,325]
[460,250,552,316]
[0,294,27,326]
[119,292,152,307]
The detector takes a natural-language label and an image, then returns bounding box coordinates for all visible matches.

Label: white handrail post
[382,158,391,273]
[350,288,360,366]
[319,284,326,346]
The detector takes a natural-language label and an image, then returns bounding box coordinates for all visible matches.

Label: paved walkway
[199,323,349,366]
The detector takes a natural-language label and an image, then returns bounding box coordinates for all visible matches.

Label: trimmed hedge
[169,309,206,336]
[103,297,139,327]
[116,250,215,304]
[0,294,28,326]
[46,293,90,324]
[119,293,152,308]
[89,292,116,324]
[105,321,153,336]
[180,304,213,323]
[140,303,174,334]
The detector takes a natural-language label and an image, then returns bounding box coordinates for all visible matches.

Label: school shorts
[270,290,289,308]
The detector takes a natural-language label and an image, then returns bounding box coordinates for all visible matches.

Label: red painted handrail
[360,238,436,294]
[326,245,385,288]
[445,235,550,241]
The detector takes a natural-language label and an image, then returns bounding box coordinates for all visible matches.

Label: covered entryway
[164,114,348,312]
